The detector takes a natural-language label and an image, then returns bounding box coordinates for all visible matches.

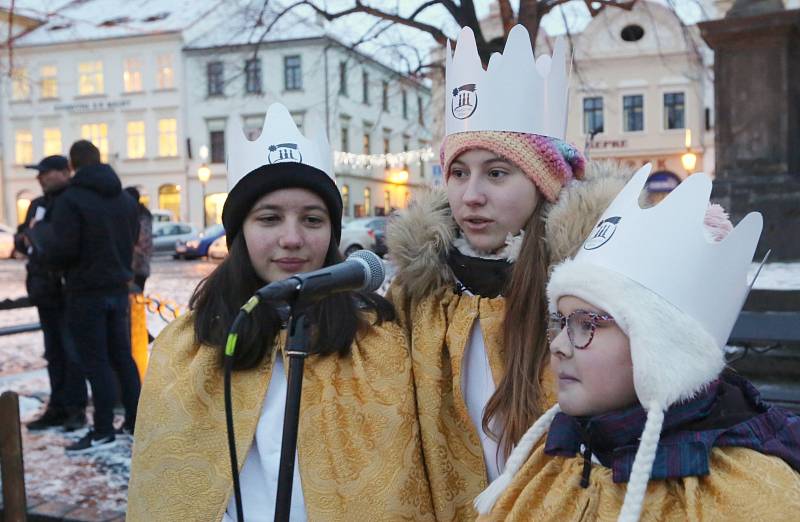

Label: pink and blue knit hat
[441,131,586,203]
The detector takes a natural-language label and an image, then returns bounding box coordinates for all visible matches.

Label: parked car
[174,224,225,259]
[338,217,388,257]
[152,222,197,253]
[208,235,228,261]
[151,209,173,223]
[0,224,15,259]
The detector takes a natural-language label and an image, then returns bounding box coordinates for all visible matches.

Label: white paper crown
[225,103,334,190]
[445,25,569,139]
[573,164,763,348]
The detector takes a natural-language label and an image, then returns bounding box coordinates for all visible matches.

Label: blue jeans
[67,292,141,435]
[37,305,88,412]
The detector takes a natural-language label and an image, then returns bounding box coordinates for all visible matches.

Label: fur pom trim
[547,261,724,409]
[544,160,637,266]
[386,188,457,301]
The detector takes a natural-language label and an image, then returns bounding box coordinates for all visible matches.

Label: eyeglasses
[547,310,616,350]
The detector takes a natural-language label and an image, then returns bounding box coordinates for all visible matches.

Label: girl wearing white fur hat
[473,166,800,521]
[386,25,591,520]
[127,103,436,521]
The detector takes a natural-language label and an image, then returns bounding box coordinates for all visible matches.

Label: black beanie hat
[221,162,343,247]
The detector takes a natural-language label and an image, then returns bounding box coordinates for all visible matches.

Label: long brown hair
[482,203,551,457]
[190,232,394,370]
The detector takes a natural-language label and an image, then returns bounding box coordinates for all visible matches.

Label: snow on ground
[0,256,215,513]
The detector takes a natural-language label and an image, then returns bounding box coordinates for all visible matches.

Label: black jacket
[14,191,66,307]
[28,164,139,296]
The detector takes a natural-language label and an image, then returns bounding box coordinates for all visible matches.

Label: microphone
[255,250,385,305]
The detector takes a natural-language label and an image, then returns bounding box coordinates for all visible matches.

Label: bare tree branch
[582,0,637,17]
[498,0,516,36]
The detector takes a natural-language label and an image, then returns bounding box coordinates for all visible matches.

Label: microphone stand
[273,309,310,522]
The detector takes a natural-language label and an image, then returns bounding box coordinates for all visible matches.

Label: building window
[419,139,428,178]
[207,61,224,96]
[382,80,389,112]
[362,70,369,104]
[11,68,30,101]
[402,90,408,119]
[210,131,225,164]
[384,190,391,213]
[340,116,350,152]
[43,128,62,156]
[623,94,644,132]
[123,58,143,92]
[284,55,302,90]
[363,187,372,216]
[78,61,104,95]
[158,184,181,221]
[383,128,391,154]
[127,121,146,159]
[339,61,348,96]
[663,92,685,130]
[16,190,34,226]
[362,122,372,155]
[158,118,178,157]
[204,193,227,226]
[417,95,424,126]
[245,58,262,94]
[243,114,264,140]
[402,135,410,169]
[157,54,174,89]
[40,65,58,98]
[342,184,350,216]
[80,123,109,162]
[583,97,604,135]
[15,130,33,165]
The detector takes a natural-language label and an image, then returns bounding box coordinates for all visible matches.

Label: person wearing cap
[127,103,435,521]
[474,167,800,521]
[26,140,141,453]
[14,155,88,431]
[385,25,592,519]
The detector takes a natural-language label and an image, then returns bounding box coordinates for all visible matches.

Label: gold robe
[127,313,435,521]
[478,444,800,521]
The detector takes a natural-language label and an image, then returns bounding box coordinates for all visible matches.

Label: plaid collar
[544,375,800,483]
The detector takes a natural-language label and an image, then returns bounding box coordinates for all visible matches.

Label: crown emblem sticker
[451,84,478,119]
[268,143,302,164]
[584,216,622,250]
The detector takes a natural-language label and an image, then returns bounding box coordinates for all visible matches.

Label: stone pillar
[699,7,800,260]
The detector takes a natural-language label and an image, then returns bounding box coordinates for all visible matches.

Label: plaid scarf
[545,372,800,483]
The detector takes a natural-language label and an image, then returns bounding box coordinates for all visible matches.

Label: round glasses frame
[547,310,616,350]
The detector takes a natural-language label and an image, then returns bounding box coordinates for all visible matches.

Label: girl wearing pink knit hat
[385,25,594,520]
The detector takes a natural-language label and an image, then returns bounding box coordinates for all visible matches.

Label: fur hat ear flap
[474,404,561,515]
[618,402,665,522]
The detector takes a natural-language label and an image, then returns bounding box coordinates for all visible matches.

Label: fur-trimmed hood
[387,160,636,301]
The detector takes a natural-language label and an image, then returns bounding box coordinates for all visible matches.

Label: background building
[0,1,432,229]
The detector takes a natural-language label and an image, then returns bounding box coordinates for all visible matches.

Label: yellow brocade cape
[127,313,436,522]
[388,283,556,522]
[478,444,800,521]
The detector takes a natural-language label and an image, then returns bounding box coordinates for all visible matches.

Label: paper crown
[445,25,569,139]
[225,103,335,190]
[573,164,763,348]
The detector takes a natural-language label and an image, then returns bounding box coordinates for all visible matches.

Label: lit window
[341,184,350,216]
[78,61,104,95]
[156,54,174,89]
[15,130,33,164]
[127,121,146,158]
[80,123,109,162]
[363,187,372,216]
[158,184,181,221]
[124,58,143,92]
[40,65,58,98]
[11,68,30,101]
[16,191,34,226]
[43,128,62,156]
[158,118,178,157]
[384,190,391,211]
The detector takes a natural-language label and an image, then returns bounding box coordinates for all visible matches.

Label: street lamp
[197,163,211,228]
[680,128,697,175]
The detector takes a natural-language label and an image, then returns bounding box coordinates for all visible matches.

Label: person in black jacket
[14,155,88,431]
[27,141,141,453]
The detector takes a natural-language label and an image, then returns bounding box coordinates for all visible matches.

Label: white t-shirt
[223,357,307,522]
[462,319,505,481]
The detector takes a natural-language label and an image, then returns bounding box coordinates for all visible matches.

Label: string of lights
[333,146,435,170]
